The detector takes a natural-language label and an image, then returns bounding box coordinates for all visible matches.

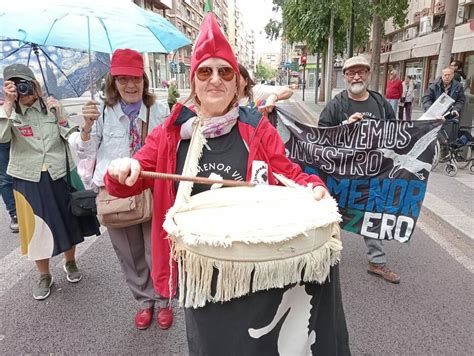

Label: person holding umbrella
[68,49,170,330]
[0,64,85,300]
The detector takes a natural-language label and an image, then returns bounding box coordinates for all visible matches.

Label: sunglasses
[115,76,143,85]
[196,66,235,82]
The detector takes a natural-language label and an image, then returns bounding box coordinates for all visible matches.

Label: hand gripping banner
[275,107,443,242]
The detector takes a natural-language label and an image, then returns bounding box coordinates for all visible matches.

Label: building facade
[376,0,474,123]
[135,0,256,89]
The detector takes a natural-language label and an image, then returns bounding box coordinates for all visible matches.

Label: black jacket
[318,89,396,127]
[421,78,466,113]
[453,70,466,83]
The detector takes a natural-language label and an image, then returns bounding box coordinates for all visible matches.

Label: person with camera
[0,64,85,300]
[68,49,171,331]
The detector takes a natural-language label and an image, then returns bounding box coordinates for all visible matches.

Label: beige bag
[96,187,153,228]
[97,107,152,229]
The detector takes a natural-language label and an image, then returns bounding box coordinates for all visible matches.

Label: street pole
[302,64,306,101]
[325,7,335,103]
[314,52,320,104]
[348,0,355,58]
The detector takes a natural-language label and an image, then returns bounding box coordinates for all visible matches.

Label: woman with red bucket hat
[104,13,350,355]
[68,48,170,330]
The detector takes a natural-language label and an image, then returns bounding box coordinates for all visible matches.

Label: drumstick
[140,171,256,187]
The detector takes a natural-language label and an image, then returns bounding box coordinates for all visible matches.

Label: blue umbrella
[0,39,109,100]
[0,0,191,54]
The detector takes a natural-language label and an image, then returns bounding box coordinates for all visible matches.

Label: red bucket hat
[110,49,144,77]
[190,13,239,80]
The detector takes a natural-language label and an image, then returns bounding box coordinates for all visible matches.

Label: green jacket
[167,84,180,105]
[0,99,79,182]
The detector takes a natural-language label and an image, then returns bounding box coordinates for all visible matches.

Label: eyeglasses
[196,66,235,82]
[115,76,143,85]
[345,69,369,78]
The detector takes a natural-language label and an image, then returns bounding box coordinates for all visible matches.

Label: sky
[235,0,281,55]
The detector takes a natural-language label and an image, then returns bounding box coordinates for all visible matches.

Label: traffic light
[300,53,307,66]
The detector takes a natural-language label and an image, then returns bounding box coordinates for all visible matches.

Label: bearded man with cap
[104,12,349,356]
[319,55,401,285]
[0,64,88,300]
[68,48,170,330]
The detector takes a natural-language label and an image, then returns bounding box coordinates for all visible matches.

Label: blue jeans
[0,142,16,218]
[364,237,386,265]
[387,99,399,115]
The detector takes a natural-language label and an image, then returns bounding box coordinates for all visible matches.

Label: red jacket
[385,79,403,99]
[105,104,326,298]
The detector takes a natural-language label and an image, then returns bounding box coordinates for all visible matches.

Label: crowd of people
[0,8,468,355]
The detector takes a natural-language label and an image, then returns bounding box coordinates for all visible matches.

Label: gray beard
[348,82,367,95]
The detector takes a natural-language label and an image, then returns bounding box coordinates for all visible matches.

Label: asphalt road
[1,178,473,355]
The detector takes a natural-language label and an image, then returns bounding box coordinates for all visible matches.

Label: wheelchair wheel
[432,140,441,170]
[454,145,472,169]
[445,162,458,177]
[470,162,474,175]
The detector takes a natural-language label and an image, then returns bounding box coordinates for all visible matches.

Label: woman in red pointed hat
[104,13,349,355]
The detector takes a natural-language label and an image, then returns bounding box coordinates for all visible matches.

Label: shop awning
[411,31,442,58]
[388,41,412,62]
[452,23,474,53]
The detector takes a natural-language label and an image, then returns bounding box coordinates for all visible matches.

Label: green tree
[266,0,409,90]
[255,61,276,81]
[370,0,410,90]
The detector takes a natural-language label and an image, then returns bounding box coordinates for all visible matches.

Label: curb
[421,192,474,244]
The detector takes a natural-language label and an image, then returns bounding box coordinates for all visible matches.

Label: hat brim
[4,73,35,81]
[110,66,144,77]
[343,63,371,73]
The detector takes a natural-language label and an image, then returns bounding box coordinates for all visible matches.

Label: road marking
[0,235,100,299]
[417,219,474,274]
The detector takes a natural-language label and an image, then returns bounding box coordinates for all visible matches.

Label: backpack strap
[141,106,150,145]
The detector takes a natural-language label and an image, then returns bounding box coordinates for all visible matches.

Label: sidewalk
[290,89,474,243]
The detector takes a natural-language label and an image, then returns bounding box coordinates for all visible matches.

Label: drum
[164,185,343,309]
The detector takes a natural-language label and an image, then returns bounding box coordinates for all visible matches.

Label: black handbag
[64,142,98,217]
[70,189,98,216]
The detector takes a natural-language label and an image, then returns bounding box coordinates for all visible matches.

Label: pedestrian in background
[450,60,466,84]
[0,64,85,300]
[399,75,415,121]
[385,70,403,115]
[238,63,293,113]
[167,77,180,112]
[422,67,466,118]
[319,55,400,284]
[0,141,18,232]
[69,49,171,331]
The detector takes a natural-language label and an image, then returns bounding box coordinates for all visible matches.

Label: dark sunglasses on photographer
[196,66,235,82]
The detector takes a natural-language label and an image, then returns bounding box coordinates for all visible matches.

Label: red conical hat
[190,12,239,80]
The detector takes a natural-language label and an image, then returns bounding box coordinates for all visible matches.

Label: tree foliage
[265,0,409,55]
[255,61,276,81]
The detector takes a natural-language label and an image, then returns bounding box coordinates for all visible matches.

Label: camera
[15,80,34,97]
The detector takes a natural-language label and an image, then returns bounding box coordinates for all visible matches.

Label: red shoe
[135,307,154,330]
[156,306,173,330]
